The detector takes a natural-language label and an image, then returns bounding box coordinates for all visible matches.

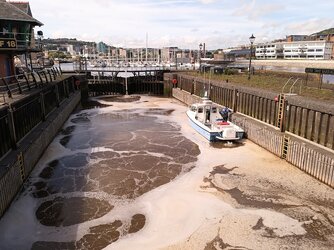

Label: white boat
[186,98,244,141]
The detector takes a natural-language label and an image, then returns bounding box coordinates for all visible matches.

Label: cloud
[285,18,334,35]
[233,0,284,20]
[26,0,334,49]
[199,0,217,3]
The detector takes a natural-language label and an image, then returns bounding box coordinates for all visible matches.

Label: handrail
[289,78,301,94]
[0,66,62,98]
[282,77,294,93]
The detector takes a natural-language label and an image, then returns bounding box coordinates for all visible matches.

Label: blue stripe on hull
[188,117,220,141]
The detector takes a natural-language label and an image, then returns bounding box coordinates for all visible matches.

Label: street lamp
[248,34,256,80]
[199,43,203,71]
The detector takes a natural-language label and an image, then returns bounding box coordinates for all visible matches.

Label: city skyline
[22,0,334,49]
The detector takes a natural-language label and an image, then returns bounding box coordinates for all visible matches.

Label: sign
[0,38,17,49]
[305,68,334,75]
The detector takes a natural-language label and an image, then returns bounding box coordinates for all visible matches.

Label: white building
[283,41,333,60]
[255,43,284,59]
[256,41,333,60]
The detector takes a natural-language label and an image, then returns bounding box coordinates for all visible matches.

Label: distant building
[255,43,284,59]
[255,40,333,60]
[286,35,308,42]
[213,49,225,60]
[97,41,108,54]
[0,0,43,77]
[283,40,333,60]
[161,47,178,63]
[224,48,252,61]
[310,28,334,42]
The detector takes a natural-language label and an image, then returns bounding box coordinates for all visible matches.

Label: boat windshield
[198,107,203,113]
[190,106,197,112]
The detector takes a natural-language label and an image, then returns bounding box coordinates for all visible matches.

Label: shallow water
[0,96,333,250]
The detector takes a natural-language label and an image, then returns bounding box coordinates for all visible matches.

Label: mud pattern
[32,220,122,250]
[205,235,251,250]
[36,197,113,227]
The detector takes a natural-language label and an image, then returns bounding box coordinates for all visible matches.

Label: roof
[0,0,43,26]
[226,49,251,56]
[10,2,32,16]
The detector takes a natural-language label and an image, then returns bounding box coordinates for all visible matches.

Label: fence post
[40,92,46,121]
[64,80,69,98]
[233,88,238,112]
[55,84,60,107]
[7,105,17,149]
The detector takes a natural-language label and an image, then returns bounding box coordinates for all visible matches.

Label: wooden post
[8,105,17,149]
[40,92,46,121]
[233,88,238,112]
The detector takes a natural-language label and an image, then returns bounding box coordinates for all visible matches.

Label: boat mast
[146,32,148,63]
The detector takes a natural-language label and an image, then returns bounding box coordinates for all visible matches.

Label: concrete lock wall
[171,85,334,189]
[0,90,81,218]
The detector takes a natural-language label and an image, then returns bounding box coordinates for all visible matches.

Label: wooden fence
[171,74,334,188]
[175,74,334,150]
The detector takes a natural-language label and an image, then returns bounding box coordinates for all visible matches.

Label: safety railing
[0,67,62,101]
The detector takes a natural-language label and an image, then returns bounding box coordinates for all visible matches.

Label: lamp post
[248,34,256,80]
[199,43,203,71]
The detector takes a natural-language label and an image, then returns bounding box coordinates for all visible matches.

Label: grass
[184,71,334,103]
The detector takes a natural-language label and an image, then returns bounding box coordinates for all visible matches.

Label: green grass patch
[185,71,334,103]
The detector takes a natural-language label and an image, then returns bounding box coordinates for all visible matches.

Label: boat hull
[187,112,222,141]
[186,111,244,142]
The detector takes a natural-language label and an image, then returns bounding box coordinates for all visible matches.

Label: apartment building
[255,43,283,59]
[283,41,333,59]
[256,41,333,60]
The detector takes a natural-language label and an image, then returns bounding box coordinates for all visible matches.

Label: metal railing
[0,67,62,102]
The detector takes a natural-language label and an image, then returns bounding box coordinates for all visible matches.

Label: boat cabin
[190,99,220,125]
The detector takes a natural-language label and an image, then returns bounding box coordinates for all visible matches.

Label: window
[316,49,323,52]
[198,107,203,113]
[212,107,217,113]
[191,106,197,112]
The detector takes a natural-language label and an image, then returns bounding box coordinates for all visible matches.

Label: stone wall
[0,91,81,217]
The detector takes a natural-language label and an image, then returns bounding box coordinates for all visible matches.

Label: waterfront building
[286,35,308,42]
[255,43,284,59]
[283,40,333,60]
[97,41,108,54]
[255,41,333,60]
[0,0,43,77]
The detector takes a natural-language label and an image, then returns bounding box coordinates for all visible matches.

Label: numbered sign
[0,38,17,49]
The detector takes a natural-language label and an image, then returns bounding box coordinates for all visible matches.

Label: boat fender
[216,121,229,125]
[75,79,80,88]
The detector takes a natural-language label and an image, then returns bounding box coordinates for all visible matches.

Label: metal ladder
[281,135,290,159]
[276,94,285,131]
[18,152,25,181]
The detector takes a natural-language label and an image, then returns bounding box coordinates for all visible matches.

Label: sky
[18,0,334,49]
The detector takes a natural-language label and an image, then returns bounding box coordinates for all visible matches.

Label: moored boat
[186,98,244,141]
